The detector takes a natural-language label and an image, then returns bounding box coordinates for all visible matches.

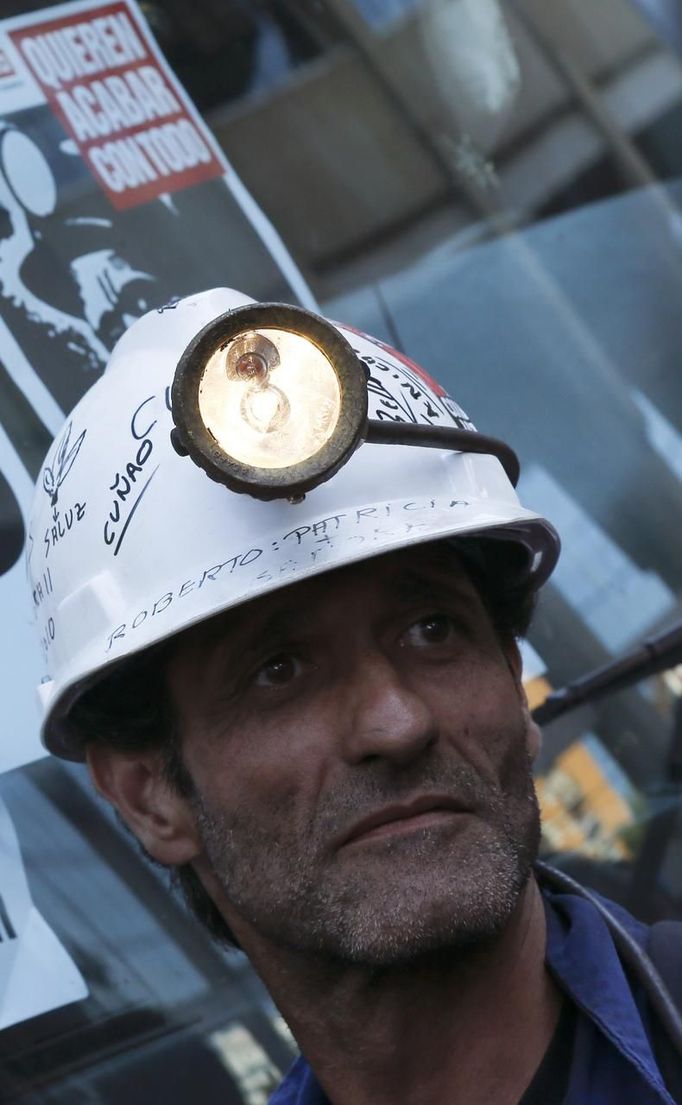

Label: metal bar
[509,1,658,190]
[533,622,682,725]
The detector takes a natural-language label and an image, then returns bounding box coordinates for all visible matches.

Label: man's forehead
[174,541,480,657]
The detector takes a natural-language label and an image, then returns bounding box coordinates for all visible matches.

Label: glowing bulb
[197,328,342,469]
[241,383,291,433]
[225,332,279,383]
[234,352,268,382]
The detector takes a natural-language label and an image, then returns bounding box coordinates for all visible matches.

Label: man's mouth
[338,794,472,848]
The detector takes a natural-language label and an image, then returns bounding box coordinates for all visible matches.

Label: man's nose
[340,651,437,765]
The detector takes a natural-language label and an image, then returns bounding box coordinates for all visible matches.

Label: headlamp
[170,302,520,501]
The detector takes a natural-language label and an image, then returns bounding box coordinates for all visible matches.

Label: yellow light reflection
[198,328,341,470]
[524,675,552,712]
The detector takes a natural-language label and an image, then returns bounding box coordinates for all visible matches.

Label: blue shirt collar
[543,886,674,1104]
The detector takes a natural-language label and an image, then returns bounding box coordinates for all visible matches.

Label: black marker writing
[32,566,54,608]
[131,395,157,440]
[104,394,158,554]
[157,297,180,313]
[39,616,56,660]
[42,421,86,507]
[283,513,347,545]
[359,350,475,432]
[44,501,86,557]
[105,465,159,556]
[105,547,263,652]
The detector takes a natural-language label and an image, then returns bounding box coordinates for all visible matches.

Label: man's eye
[253,654,302,687]
[402,614,456,647]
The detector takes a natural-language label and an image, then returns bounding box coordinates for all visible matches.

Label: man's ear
[524,706,542,763]
[503,638,543,763]
[86,744,201,866]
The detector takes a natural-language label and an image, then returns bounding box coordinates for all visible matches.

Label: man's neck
[237,878,562,1105]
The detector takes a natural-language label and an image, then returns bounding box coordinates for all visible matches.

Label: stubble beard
[191,731,541,968]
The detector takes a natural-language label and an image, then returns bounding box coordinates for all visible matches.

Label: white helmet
[27,288,559,760]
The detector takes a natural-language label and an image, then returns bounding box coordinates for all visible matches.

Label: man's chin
[302,830,537,967]
[313,894,518,969]
[300,857,533,968]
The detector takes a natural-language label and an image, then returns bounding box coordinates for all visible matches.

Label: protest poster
[0,0,314,774]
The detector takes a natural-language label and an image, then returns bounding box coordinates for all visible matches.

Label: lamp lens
[197,328,342,470]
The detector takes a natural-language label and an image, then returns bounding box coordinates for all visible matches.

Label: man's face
[169,543,540,966]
